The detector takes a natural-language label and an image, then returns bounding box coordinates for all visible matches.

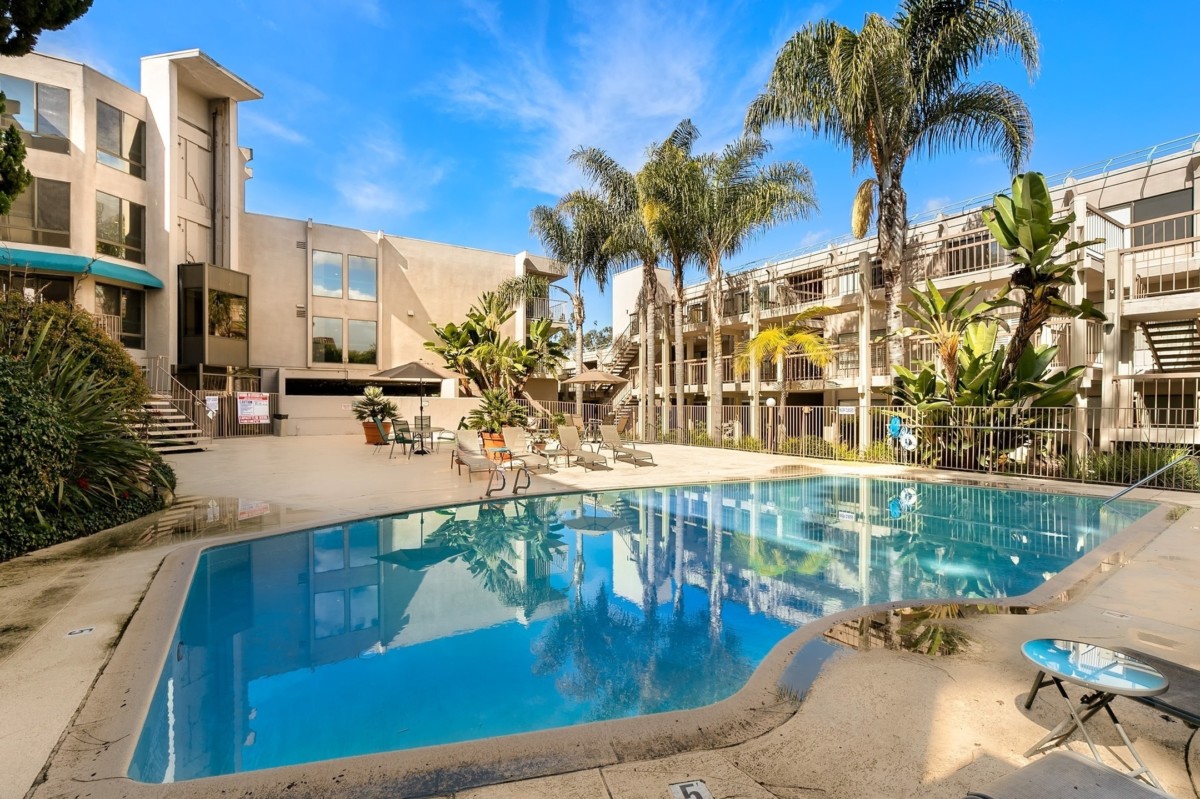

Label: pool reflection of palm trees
[424,498,567,617]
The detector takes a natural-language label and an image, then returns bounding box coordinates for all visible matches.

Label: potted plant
[467,389,528,460]
[351,385,399,444]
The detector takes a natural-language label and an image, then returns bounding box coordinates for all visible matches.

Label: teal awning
[0,248,165,289]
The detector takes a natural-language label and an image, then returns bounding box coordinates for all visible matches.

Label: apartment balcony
[92,312,123,345]
[525,297,570,326]
[1117,209,1200,321]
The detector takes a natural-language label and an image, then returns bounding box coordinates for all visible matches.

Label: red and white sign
[236,392,270,425]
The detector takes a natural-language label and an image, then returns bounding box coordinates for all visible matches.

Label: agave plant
[350,385,398,422]
[466,388,529,433]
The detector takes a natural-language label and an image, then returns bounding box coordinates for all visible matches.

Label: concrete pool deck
[1,435,1198,798]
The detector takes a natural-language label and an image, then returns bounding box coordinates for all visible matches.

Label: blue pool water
[129,476,1154,782]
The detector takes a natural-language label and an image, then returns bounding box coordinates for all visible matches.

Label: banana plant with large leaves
[982,171,1105,391]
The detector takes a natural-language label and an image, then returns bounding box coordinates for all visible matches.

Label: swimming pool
[128,475,1154,782]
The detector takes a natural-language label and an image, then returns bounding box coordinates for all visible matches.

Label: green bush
[0,321,173,562]
[0,358,75,525]
[1074,446,1200,490]
[779,435,839,459]
[0,292,149,408]
[729,435,765,452]
[860,441,897,463]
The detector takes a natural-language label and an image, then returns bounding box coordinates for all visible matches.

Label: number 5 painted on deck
[669,780,714,799]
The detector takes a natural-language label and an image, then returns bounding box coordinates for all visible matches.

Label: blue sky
[37,0,1199,330]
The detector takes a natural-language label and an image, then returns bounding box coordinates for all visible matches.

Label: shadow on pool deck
[3,435,1199,799]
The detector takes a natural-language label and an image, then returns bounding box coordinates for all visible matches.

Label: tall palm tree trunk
[673,274,685,433]
[643,264,658,440]
[572,290,585,415]
[880,176,909,374]
[707,261,723,437]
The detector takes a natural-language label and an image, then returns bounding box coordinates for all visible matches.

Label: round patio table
[412,426,444,455]
[1021,638,1167,788]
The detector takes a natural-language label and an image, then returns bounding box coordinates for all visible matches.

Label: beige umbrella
[562,369,627,385]
[371,361,466,451]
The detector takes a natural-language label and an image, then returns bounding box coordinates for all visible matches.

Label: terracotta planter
[531,441,547,453]
[480,431,507,462]
[363,420,391,444]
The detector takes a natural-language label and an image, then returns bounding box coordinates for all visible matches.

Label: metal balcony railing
[526,297,570,324]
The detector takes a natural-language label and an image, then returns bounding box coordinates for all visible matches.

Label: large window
[0,74,69,152]
[96,101,146,178]
[94,283,145,349]
[347,254,377,301]
[347,319,376,364]
[1131,189,1193,248]
[95,192,145,263]
[208,290,248,340]
[312,250,342,298]
[312,316,342,363]
[0,272,72,303]
[0,177,69,247]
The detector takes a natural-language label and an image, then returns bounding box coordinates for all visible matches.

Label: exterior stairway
[1140,319,1200,371]
[141,396,213,453]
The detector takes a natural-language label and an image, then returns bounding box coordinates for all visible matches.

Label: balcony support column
[637,304,647,441]
[1099,249,1123,451]
[749,277,761,438]
[661,311,671,434]
[1068,198,1092,463]
[858,252,873,452]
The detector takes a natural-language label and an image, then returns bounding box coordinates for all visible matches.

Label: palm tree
[735,306,833,410]
[695,136,817,435]
[745,0,1038,371]
[529,201,612,414]
[571,121,698,439]
[637,120,705,433]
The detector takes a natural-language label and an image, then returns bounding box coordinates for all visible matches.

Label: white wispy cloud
[331,128,449,221]
[35,28,129,85]
[922,196,951,213]
[800,229,832,248]
[461,0,502,38]
[240,108,309,145]
[439,0,731,196]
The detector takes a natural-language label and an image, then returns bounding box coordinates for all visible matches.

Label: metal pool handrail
[1102,453,1194,505]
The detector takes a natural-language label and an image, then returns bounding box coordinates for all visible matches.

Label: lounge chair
[501,426,550,472]
[452,429,529,496]
[557,425,607,469]
[598,424,654,466]
[964,750,1169,798]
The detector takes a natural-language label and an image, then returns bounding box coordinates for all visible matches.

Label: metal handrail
[143,356,214,440]
[1102,452,1193,505]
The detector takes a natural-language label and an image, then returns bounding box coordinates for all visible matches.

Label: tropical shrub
[1073,446,1200,490]
[467,388,529,433]
[0,291,149,407]
[350,385,398,422]
[0,322,173,562]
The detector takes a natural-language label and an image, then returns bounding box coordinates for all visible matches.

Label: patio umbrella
[371,360,464,416]
[562,494,629,534]
[562,369,627,386]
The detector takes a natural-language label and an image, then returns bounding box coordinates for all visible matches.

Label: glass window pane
[312,316,343,363]
[124,200,144,255]
[208,290,248,339]
[126,117,145,176]
[312,250,342,298]
[347,319,376,364]
[349,585,378,632]
[94,283,120,317]
[120,288,144,347]
[4,185,32,227]
[1,76,34,132]
[96,191,121,250]
[96,101,121,154]
[347,255,376,301]
[36,84,68,138]
[313,591,346,639]
[312,527,345,572]
[35,178,69,233]
[347,520,378,567]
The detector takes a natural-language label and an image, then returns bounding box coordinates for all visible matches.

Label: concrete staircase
[141,396,213,454]
[1140,319,1200,371]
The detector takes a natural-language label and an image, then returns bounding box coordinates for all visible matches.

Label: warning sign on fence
[236,392,270,424]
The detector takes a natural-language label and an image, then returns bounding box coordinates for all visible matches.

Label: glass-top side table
[1022,638,1168,788]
